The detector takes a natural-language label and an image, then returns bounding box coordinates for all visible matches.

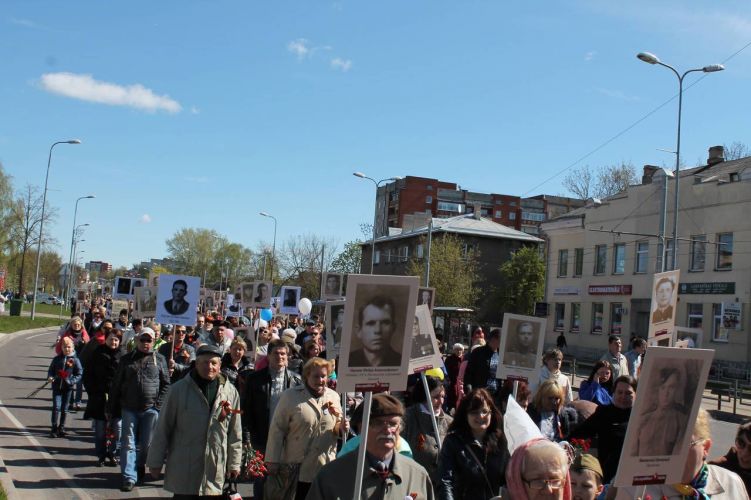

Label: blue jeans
[51,388,73,428]
[93,418,122,460]
[120,407,158,483]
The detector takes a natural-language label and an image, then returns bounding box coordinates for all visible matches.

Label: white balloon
[298,297,313,315]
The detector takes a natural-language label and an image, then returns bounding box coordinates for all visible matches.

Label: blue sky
[3,1,750,268]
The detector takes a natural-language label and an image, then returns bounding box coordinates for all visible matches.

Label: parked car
[35,293,62,305]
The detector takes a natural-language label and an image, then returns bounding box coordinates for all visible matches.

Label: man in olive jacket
[146,344,242,496]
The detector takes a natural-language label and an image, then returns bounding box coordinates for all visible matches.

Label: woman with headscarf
[437,388,507,499]
[505,438,572,500]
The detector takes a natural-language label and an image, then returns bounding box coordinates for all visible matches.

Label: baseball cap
[139,327,156,340]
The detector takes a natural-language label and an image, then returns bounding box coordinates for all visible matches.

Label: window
[437,201,464,213]
[613,244,625,274]
[510,201,517,207]
[716,233,733,270]
[635,241,649,273]
[398,246,409,262]
[690,235,706,271]
[416,243,424,259]
[522,211,545,222]
[574,248,583,277]
[495,210,502,218]
[426,195,433,204]
[509,212,516,220]
[591,303,604,334]
[712,303,728,342]
[610,303,623,334]
[374,250,381,265]
[594,245,607,275]
[427,185,433,191]
[554,303,565,331]
[558,249,568,277]
[462,243,476,258]
[570,303,581,333]
[664,240,674,271]
[687,303,703,329]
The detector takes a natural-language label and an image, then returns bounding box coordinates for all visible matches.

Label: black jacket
[240,366,301,451]
[569,404,632,483]
[526,404,580,441]
[220,352,253,390]
[464,345,496,392]
[108,349,170,416]
[84,344,122,420]
[437,431,507,500]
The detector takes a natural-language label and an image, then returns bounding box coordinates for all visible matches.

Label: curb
[0,435,20,500]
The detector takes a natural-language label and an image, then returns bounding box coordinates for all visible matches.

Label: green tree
[498,246,545,315]
[331,240,362,274]
[406,234,479,308]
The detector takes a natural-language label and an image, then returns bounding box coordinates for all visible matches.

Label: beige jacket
[609,464,749,500]
[146,373,242,495]
[265,384,341,483]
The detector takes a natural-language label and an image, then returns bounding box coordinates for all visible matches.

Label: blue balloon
[260,308,273,322]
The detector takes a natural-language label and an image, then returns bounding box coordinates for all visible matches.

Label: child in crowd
[47,336,83,438]
[570,453,604,500]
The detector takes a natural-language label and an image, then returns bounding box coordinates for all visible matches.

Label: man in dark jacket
[240,339,301,499]
[108,327,170,492]
[464,328,501,393]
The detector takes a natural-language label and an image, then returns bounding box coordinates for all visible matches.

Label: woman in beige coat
[265,357,346,500]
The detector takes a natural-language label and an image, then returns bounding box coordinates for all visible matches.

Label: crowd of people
[40,295,751,499]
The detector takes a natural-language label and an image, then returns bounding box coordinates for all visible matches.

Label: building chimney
[707,145,725,166]
[472,202,482,220]
[642,165,659,185]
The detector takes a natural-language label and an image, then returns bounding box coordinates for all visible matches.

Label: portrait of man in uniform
[652,277,676,324]
[349,295,402,368]
[503,320,538,369]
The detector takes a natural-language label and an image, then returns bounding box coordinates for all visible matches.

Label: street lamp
[63,196,95,304]
[260,212,277,281]
[637,52,724,270]
[31,139,81,319]
[353,172,403,274]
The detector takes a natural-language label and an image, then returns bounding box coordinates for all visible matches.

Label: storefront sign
[553,286,581,296]
[678,282,735,295]
[588,284,632,295]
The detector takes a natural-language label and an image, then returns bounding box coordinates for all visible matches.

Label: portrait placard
[129,278,146,295]
[648,270,680,340]
[133,286,158,319]
[240,282,255,308]
[226,293,243,317]
[417,287,436,311]
[337,274,419,393]
[148,271,160,287]
[251,281,273,308]
[408,304,443,374]
[321,272,344,300]
[156,274,200,327]
[110,299,129,320]
[113,276,132,300]
[280,286,302,315]
[496,314,546,381]
[325,300,346,360]
[76,290,87,301]
[613,347,714,487]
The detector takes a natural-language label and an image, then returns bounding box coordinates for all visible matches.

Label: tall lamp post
[64,196,95,304]
[353,172,402,274]
[637,52,723,270]
[31,139,81,319]
[259,212,277,281]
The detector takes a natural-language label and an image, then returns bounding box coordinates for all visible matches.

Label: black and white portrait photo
[134,286,158,319]
[417,287,435,311]
[497,314,546,380]
[130,278,146,295]
[114,276,132,299]
[408,304,443,374]
[251,281,272,308]
[156,274,200,326]
[325,300,345,360]
[648,269,680,340]
[338,274,419,393]
[279,286,301,315]
[321,272,343,300]
[240,282,255,308]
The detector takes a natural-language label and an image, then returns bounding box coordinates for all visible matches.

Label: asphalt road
[0,328,254,499]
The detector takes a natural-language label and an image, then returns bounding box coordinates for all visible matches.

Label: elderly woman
[527,380,578,442]
[438,388,507,499]
[604,408,748,499]
[577,360,613,406]
[710,420,751,494]
[531,348,573,404]
[505,439,572,500]
[221,338,252,390]
[403,376,453,484]
[265,357,345,500]
[570,375,636,483]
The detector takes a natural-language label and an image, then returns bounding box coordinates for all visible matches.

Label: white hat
[281,328,297,343]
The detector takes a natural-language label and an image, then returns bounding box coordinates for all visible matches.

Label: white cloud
[594,87,640,102]
[331,57,352,72]
[38,72,182,113]
[585,51,597,61]
[287,38,311,60]
[139,214,152,223]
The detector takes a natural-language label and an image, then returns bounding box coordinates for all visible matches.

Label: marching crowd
[41,297,751,499]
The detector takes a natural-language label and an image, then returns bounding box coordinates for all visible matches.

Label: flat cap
[370,394,404,419]
[196,344,223,358]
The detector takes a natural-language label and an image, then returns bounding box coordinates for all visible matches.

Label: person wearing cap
[201,320,232,356]
[307,393,434,500]
[146,344,243,497]
[265,357,345,500]
[158,325,196,382]
[296,318,318,349]
[241,339,301,499]
[569,454,603,500]
[108,326,171,492]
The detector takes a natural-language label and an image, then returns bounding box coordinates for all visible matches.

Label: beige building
[541,147,750,371]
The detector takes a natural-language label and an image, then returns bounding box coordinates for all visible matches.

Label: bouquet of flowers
[563,437,592,464]
[241,446,267,481]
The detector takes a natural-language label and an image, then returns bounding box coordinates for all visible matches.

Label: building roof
[362,213,544,245]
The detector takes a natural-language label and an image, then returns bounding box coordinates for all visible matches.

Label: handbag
[222,480,242,500]
[263,463,300,500]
